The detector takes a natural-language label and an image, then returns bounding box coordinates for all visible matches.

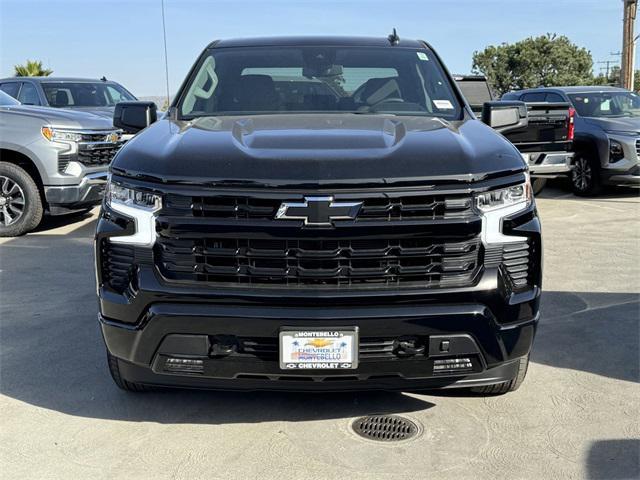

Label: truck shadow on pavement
[0,219,638,426]
[587,439,640,480]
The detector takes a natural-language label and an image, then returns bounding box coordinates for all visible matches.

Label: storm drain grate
[351,415,419,442]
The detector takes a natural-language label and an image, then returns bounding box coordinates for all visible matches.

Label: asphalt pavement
[0,183,638,480]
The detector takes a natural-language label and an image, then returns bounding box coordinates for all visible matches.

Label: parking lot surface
[1,184,638,480]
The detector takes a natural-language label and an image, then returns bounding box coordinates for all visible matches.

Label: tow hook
[393,337,426,357]
[209,335,238,357]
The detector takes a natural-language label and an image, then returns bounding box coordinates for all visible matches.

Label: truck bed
[504,102,571,153]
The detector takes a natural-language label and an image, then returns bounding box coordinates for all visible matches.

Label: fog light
[609,139,624,163]
[433,357,473,373]
[164,357,204,373]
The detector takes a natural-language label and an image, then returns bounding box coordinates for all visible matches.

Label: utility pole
[621,0,638,89]
[597,60,617,79]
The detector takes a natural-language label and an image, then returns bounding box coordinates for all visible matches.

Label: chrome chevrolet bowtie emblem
[276,196,362,227]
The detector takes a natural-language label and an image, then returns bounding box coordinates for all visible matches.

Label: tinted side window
[17,83,40,105]
[545,93,565,102]
[0,82,20,98]
[521,92,546,102]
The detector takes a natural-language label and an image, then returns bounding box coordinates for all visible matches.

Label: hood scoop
[231,116,407,150]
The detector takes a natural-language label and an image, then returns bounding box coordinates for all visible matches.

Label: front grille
[77,143,122,166]
[101,241,135,293]
[156,235,481,288]
[636,139,640,157]
[167,192,473,222]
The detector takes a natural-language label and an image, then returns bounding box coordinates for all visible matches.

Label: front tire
[106,350,154,392]
[0,162,43,237]
[471,355,529,395]
[531,178,547,195]
[571,154,602,196]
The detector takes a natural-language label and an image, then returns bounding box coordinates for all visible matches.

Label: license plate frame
[279,327,359,370]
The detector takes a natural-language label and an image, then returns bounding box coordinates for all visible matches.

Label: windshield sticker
[433,99,454,109]
[417,52,429,61]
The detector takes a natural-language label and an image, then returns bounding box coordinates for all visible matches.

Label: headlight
[41,127,84,142]
[609,139,625,162]
[107,181,162,211]
[475,181,532,213]
[475,178,532,245]
[106,180,161,246]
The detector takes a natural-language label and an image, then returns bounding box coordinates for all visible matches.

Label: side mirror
[481,101,528,133]
[113,101,158,134]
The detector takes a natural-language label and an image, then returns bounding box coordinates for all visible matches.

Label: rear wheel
[106,350,154,392]
[471,355,529,395]
[0,162,43,237]
[572,154,602,196]
[531,178,547,195]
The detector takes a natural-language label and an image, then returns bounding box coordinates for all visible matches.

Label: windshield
[179,46,462,119]
[42,82,136,108]
[568,91,640,118]
[0,90,20,106]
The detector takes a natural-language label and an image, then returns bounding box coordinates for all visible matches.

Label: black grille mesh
[77,144,121,166]
[156,235,481,288]
[166,193,473,222]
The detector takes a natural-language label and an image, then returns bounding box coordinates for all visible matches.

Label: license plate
[279,328,358,370]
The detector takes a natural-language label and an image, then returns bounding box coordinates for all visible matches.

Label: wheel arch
[0,148,47,206]
[572,133,604,166]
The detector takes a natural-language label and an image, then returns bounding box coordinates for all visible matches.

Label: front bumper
[604,164,640,187]
[527,152,574,177]
[44,172,108,213]
[100,301,538,391]
[96,204,542,391]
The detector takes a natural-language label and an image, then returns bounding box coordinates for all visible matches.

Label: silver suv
[0,91,121,236]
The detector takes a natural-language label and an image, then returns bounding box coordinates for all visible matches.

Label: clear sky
[0,0,632,97]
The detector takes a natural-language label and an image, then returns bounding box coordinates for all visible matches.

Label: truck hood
[113,114,526,187]
[2,104,115,130]
[584,116,640,134]
[65,106,116,120]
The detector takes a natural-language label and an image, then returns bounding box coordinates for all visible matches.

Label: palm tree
[14,60,53,77]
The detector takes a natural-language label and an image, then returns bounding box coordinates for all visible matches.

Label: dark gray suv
[503,86,640,195]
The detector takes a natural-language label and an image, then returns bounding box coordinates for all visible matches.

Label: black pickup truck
[96,36,541,395]
[455,75,574,193]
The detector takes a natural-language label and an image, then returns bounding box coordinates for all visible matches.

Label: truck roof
[511,86,628,94]
[210,36,427,49]
[0,77,119,83]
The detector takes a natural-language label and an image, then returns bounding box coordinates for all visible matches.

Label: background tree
[472,34,594,96]
[14,60,53,77]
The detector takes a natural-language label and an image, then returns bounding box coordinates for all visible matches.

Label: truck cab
[96,36,541,394]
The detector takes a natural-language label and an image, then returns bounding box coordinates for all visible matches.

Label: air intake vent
[502,242,531,289]
[101,241,135,293]
[58,155,71,173]
[484,241,532,290]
